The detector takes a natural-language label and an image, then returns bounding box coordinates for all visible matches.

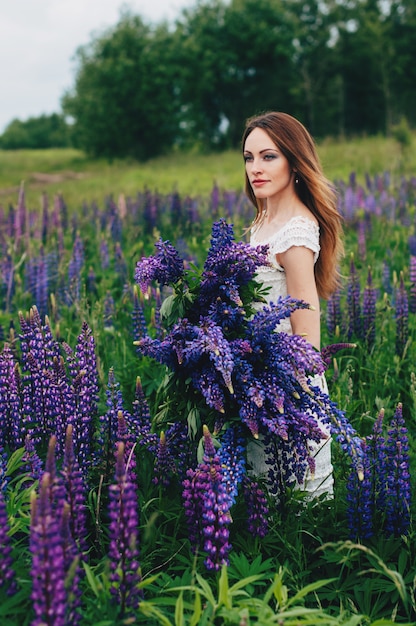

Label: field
[0,136,415,625]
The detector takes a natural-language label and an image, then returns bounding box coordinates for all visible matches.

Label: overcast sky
[0,0,195,133]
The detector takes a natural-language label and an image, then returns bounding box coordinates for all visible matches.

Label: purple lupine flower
[108,442,142,615]
[22,435,44,483]
[0,489,17,595]
[217,427,246,504]
[210,183,220,218]
[0,343,23,450]
[326,288,342,336]
[357,221,366,260]
[384,403,411,536]
[67,234,85,304]
[347,255,362,339]
[182,426,233,571]
[134,239,185,293]
[183,318,235,393]
[321,343,356,368]
[409,254,416,314]
[100,238,110,270]
[130,376,158,453]
[382,259,392,295]
[346,441,373,539]
[132,285,148,342]
[60,502,82,626]
[362,267,377,347]
[242,476,269,538]
[61,425,88,554]
[63,322,99,469]
[366,408,387,513]
[142,190,159,233]
[170,190,183,222]
[116,410,137,480]
[395,272,409,356]
[30,247,49,318]
[30,473,66,626]
[153,431,177,487]
[95,369,127,472]
[44,436,66,512]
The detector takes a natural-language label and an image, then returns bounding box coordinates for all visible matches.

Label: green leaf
[218,564,231,609]
[174,590,184,626]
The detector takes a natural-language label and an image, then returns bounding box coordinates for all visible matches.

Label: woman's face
[243,127,294,202]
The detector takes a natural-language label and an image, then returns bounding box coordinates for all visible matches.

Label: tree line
[1,0,415,159]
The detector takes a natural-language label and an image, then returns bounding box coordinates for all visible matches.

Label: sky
[0,0,195,133]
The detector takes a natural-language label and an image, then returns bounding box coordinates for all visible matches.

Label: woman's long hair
[242,111,343,299]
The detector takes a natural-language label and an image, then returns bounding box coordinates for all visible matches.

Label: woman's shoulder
[251,215,319,245]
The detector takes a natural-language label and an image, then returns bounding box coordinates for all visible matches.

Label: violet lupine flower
[183,318,235,393]
[182,425,233,571]
[130,376,158,453]
[217,427,246,504]
[44,436,66,512]
[108,442,142,616]
[134,239,185,293]
[346,441,373,539]
[0,343,23,450]
[60,502,82,626]
[321,343,356,368]
[153,431,177,487]
[384,403,411,536]
[35,247,49,317]
[61,425,88,554]
[116,410,137,481]
[362,267,377,348]
[70,322,100,469]
[242,476,269,538]
[347,255,362,340]
[409,255,416,314]
[30,473,67,626]
[22,435,44,483]
[100,238,110,270]
[366,408,387,513]
[0,489,17,595]
[357,221,366,260]
[96,368,126,468]
[132,285,148,342]
[382,258,392,295]
[395,272,409,356]
[67,234,85,304]
[326,288,342,337]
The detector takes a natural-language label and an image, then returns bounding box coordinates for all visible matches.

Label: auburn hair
[242,111,344,300]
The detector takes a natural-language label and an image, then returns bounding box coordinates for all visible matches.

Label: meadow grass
[0,133,415,209]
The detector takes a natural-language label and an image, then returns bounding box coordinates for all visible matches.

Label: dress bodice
[250,216,320,335]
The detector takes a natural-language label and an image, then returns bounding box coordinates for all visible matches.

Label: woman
[243,111,343,499]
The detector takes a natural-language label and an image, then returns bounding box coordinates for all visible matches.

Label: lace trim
[251,216,320,268]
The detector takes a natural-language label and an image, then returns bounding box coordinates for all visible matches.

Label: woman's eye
[264,154,276,160]
[243,155,253,162]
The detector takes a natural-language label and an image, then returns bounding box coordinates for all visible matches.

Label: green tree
[175,0,297,149]
[0,114,70,149]
[62,12,180,160]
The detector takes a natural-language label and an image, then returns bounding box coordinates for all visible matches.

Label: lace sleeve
[268,216,320,265]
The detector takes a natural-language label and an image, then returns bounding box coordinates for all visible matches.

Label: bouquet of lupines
[134,219,363,567]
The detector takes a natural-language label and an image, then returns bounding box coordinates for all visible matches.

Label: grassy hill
[0,133,415,208]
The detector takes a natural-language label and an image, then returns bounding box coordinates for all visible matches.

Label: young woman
[242,111,344,498]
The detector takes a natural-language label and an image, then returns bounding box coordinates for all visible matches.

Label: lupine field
[0,170,415,625]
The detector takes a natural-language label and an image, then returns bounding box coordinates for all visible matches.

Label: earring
[295,175,299,184]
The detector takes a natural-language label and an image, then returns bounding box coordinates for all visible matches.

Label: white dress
[248,215,334,499]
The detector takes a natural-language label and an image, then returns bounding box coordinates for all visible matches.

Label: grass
[0,133,414,208]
